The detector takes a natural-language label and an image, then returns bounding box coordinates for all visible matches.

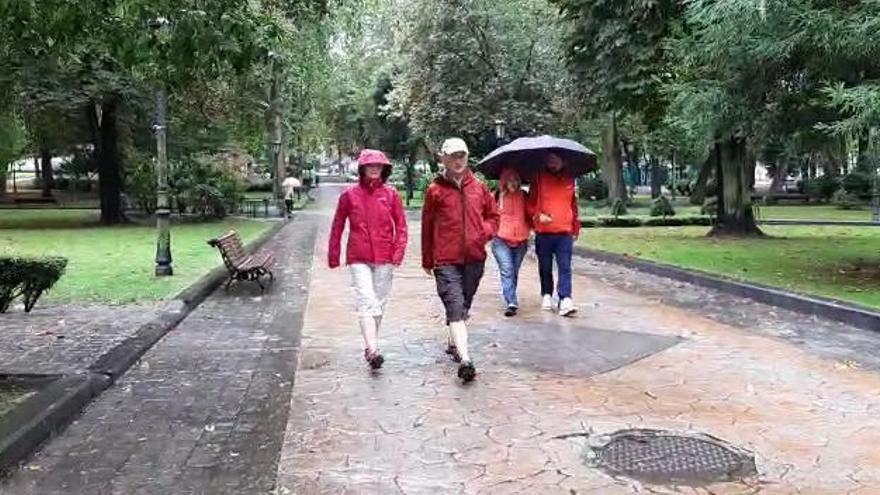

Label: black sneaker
[458,361,476,383]
[504,306,518,317]
[445,343,462,363]
[365,349,384,370]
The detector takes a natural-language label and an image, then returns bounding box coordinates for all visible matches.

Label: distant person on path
[421,138,499,383]
[282,174,301,218]
[328,149,408,370]
[526,152,580,317]
[491,168,530,317]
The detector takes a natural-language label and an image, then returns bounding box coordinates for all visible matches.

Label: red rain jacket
[328,179,408,268]
[421,170,500,270]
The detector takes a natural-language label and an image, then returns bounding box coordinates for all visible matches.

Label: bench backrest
[208,231,248,270]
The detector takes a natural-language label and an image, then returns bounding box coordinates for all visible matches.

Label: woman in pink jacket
[328,149,408,369]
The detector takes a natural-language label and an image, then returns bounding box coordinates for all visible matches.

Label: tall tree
[553,0,683,202]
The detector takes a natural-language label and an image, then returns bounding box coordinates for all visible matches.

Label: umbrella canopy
[476,135,597,180]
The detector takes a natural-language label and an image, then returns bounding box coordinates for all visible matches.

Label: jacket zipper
[459,185,467,263]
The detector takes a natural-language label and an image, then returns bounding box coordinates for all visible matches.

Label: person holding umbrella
[476,135,596,318]
[422,138,499,383]
[527,152,580,317]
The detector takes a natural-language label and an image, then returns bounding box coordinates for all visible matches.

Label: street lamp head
[271,140,282,154]
[494,119,506,140]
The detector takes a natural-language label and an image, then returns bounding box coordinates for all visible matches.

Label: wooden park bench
[207,230,275,293]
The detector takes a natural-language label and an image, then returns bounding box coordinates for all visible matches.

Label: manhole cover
[588,429,756,484]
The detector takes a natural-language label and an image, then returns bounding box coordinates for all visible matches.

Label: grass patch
[581,225,880,310]
[0,210,273,304]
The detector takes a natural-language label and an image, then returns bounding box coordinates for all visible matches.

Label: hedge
[0,257,68,313]
[580,215,714,228]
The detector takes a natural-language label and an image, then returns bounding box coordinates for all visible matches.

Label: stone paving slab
[0,304,160,375]
[0,212,318,495]
[277,191,880,494]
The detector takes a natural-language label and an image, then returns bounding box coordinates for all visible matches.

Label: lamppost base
[155,264,173,277]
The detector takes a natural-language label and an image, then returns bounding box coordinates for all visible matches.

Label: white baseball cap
[441,137,469,155]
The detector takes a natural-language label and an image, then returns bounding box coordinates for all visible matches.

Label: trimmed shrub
[644,215,713,226]
[597,216,642,227]
[577,175,609,201]
[841,172,872,197]
[650,196,676,217]
[609,197,628,217]
[832,189,860,210]
[579,218,598,228]
[803,175,839,201]
[0,257,68,313]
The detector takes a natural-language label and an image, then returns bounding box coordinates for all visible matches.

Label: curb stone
[0,218,289,474]
[573,246,880,332]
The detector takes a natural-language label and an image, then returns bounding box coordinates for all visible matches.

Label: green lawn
[0,210,272,304]
[581,225,880,310]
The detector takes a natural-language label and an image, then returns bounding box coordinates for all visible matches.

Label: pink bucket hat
[357,149,391,166]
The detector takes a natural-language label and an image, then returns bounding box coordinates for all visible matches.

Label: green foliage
[0,112,28,183]
[0,257,68,313]
[610,197,628,217]
[170,156,245,218]
[831,189,860,210]
[803,176,839,202]
[577,175,609,201]
[841,172,873,197]
[125,150,157,214]
[643,216,712,227]
[589,215,712,228]
[388,0,570,151]
[650,196,676,218]
[598,216,642,228]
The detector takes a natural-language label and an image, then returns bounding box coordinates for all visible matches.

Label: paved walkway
[276,188,880,493]
[4,184,880,494]
[0,304,159,375]
[2,213,318,494]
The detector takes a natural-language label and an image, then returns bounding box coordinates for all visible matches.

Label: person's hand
[572,234,579,241]
[424,267,434,277]
[538,213,552,224]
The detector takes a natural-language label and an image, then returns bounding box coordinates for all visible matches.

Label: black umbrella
[476,135,598,180]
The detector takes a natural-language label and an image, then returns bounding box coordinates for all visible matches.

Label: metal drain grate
[590,429,756,484]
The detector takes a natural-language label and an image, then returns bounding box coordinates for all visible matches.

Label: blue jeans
[535,233,573,300]
[491,238,527,307]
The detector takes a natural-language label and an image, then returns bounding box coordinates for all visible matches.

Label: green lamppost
[150,17,172,276]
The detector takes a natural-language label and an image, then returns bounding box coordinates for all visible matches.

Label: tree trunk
[405,150,415,206]
[650,156,662,198]
[89,99,125,224]
[601,115,627,203]
[690,155,714,205]
[857,130,871,173]
[769,158,788,193]
[267,61,284,199]
[709,136,763,237]
[40,148,54,197]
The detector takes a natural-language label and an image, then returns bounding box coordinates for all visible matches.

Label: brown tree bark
[709,136,763,237]
[601,115,627,203]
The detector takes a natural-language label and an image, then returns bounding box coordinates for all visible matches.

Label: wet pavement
[3,184,880,494]
[276,186,880,494]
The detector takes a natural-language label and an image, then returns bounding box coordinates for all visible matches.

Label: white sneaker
[541,295,554,311]
[559,298,577,317]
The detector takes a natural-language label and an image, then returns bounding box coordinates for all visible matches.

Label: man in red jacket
[422,137,499,383]
[526,152,580,317]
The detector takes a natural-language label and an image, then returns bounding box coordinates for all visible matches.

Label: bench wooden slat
[207,230,275,293]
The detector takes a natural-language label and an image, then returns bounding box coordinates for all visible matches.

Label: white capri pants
[349,263,395,317]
